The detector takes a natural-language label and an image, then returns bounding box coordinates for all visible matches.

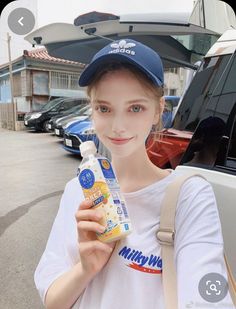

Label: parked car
[24,96,87,132]
[146,28,236,168]
[48,101,89,132]
[63,120,98,155]
[176,99,236,280]
[54,105,91,137]
[24,97,64,130]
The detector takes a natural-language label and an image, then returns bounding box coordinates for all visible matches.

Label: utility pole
[7,32,16,131]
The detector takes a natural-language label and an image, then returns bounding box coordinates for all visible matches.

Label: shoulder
[168,170,219,226]
[64,176,82,195]
[172,172,224,254]
[169,170,215,201]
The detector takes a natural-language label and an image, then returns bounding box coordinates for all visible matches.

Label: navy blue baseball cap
[79,38,164,87]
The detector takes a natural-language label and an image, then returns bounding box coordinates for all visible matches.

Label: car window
[228,121,236,159]
[164,97,180,107]
[40,98,63,111]
[65,104,85,113]
[180,116,226,167]
[62,100,78,110]
[227,118,236,168]
[181,100,236,173]
[172,54,234,132]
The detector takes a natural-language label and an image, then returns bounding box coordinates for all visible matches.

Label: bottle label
[79,169,95,189]
[78,157,132,242]
[98,159,116,179]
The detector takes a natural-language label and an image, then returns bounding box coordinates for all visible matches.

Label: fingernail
[98,226,106,233]
[86,199,93,207]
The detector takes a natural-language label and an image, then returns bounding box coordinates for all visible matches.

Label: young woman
[35,39,234,309]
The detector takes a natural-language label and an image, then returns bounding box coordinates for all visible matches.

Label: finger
[75,209,104,223]
[78,199,93,210]
[77,221,106,234]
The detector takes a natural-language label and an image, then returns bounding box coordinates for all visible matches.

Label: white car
[175,28,236,278]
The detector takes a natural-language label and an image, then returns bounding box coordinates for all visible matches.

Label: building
[0,48,86,111]
[164,67,187,97]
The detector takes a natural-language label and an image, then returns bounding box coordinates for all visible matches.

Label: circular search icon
[8,8,35,35]
[198,272,228,303]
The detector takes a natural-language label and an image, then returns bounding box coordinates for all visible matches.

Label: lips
[108,137,134,144]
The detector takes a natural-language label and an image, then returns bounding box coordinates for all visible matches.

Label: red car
[146,128,192,169]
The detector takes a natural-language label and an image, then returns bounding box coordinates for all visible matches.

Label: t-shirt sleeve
[34,179,80,305]
[174,176,235,308]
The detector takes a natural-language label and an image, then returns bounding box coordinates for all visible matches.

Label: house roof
[23,48,85,67]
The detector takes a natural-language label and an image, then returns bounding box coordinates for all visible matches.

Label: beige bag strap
[157,173,236,309]
[156,174,198,309]
[224,254,236,305]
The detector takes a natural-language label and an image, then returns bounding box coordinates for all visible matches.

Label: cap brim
[79,53,163,87]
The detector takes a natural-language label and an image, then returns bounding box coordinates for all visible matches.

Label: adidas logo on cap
[109,39,136,56]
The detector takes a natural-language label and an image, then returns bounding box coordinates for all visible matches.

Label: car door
[178,100,236,278]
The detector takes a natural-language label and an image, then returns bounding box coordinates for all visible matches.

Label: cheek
[92,114,109,133]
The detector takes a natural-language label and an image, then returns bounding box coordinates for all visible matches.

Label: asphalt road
[0,128,81,308]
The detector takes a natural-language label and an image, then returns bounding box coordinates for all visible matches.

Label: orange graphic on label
[101,159,110,170]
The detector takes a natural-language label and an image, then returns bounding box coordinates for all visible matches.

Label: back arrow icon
[18,17,24,26]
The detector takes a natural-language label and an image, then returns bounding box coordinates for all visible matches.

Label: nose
[111,114,126,135]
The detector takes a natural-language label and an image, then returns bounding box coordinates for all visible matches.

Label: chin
[109,145,140,159]
[100,136,144,158]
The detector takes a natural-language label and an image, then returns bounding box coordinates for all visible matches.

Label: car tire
[42,120,50,132]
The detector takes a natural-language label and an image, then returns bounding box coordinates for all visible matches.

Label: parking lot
[0,128,81,308]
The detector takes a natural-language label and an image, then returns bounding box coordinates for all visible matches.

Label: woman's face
[90,69,161,158]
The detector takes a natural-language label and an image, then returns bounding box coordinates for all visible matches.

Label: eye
[130,105,144,112]
[95,105,110,113]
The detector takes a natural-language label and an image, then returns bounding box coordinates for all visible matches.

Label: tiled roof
[23,48,85,67]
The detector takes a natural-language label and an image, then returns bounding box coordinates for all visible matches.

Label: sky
[0,0,195,64]
[36,0,196,25]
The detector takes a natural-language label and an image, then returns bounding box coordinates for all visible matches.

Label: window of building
[51,72,80,90]
[164,68,179,74]
[169,89,177,96]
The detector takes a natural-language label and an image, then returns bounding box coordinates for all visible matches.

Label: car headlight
[30,113,42,119]
[82,128,95,135]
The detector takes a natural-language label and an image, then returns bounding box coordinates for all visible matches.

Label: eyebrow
[92,99,150,105]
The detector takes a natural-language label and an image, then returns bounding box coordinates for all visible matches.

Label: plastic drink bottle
[78,141,132,243]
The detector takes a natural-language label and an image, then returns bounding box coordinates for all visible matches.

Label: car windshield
[65,102,88,114]
[74,105,91,116]
[40,98,64,111]
[172,34,219,57]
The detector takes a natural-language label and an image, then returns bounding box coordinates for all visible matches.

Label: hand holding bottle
[75,199,116,277]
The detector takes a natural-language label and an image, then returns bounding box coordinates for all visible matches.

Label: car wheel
[42,120,50,132]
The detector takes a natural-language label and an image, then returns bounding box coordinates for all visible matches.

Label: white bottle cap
[80,141,97,157]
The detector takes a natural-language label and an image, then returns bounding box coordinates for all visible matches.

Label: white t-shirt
[34,170,234,308]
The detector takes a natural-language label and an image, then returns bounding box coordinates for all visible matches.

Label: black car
[24,97,87,132]
[48,103,89,133]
